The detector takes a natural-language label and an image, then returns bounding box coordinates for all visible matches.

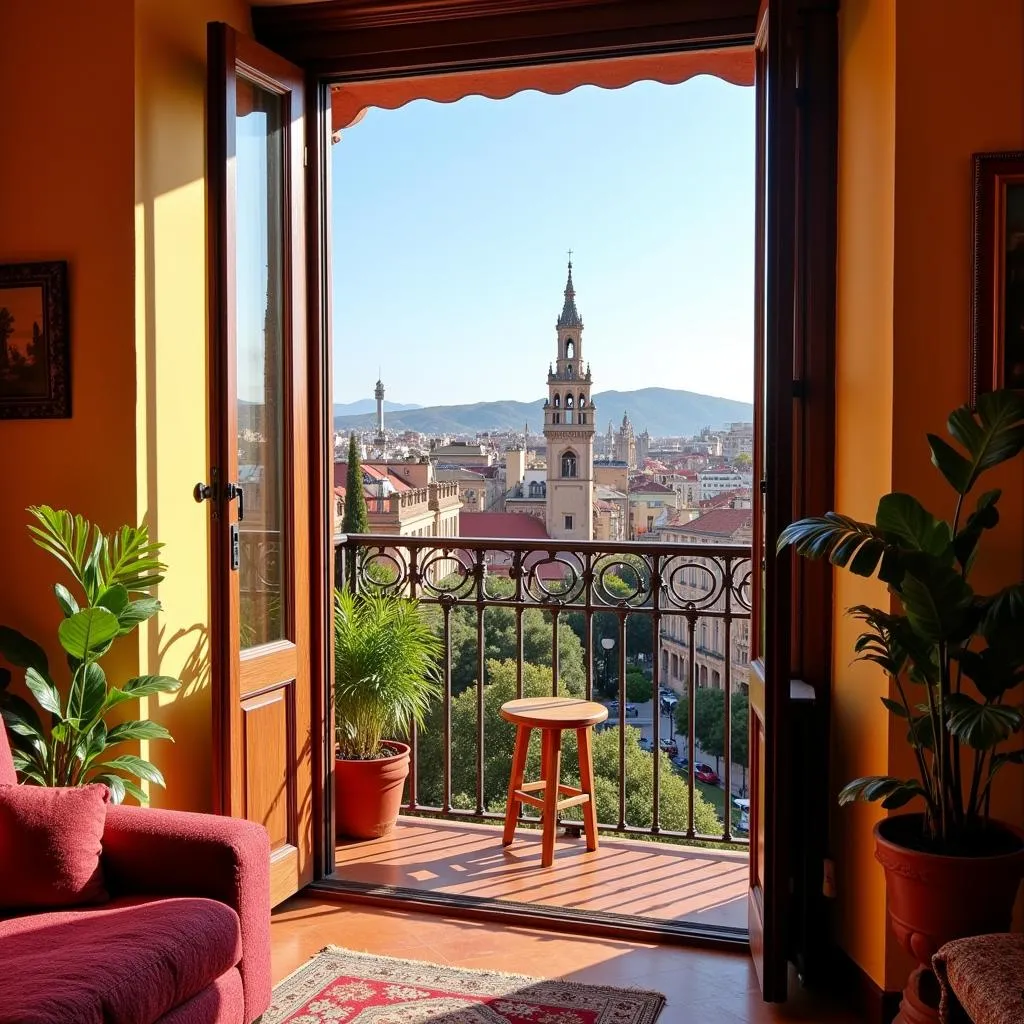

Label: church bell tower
[543,257,595,540]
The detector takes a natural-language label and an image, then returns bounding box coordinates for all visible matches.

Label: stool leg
[541,729,562,867]
[577,727,599,852]
[502,725,531,847]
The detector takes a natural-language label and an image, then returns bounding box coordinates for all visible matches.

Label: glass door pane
[236,77,287,649]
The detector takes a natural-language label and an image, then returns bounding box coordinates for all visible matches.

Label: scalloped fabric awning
[330,46,753,139]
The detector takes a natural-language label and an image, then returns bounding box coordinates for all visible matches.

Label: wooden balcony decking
[328,816,748,933]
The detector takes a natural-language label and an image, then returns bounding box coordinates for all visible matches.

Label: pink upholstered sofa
[0,725,272,1024]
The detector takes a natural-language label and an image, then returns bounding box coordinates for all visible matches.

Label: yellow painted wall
[836,0,1024,992]
[134,0,251,813]
[0,1,140,708]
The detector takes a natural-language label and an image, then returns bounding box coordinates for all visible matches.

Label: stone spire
[556,258,583,329]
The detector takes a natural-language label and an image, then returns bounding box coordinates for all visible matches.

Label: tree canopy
[676,687,749,777]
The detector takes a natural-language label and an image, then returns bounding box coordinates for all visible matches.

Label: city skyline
[330,76,755,407]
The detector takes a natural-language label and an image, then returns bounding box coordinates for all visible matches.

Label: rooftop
[459,511,550,539]
[665,507,752,537]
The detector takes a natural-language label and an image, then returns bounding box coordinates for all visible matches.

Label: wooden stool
[500,697,609,867]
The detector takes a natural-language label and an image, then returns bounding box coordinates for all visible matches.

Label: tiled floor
[329,817,748,931]
[271,896,864,1023]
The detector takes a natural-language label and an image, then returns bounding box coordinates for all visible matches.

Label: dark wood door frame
[257,0,838,983]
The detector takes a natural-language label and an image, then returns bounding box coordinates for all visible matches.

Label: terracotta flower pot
[874,814,1024,1024]
[335,741,410,840]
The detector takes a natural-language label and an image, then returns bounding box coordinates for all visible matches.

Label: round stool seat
[500,697,608,730]
[499,697,608,867]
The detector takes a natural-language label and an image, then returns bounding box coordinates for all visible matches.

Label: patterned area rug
[265,946,666,1023]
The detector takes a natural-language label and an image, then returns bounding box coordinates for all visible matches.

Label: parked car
[658,738,678,757]
[694,762,720,785]
[624,703,640,718]
[733,797,750,832]
[660,695,679,714]
[638,737,653,752]
[671,754,689,772]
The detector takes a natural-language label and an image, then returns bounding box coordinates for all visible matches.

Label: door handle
[226,482,245,522]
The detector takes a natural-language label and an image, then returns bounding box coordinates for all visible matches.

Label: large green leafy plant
[334,588,441,760]
[779,391,1024,850]
[0,506,181,803]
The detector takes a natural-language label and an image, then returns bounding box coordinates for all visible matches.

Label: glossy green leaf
[875,493,952,557]
[93,772,126,804]
[777,514,891,578]
[838,775,919,805]
[881,697,909,717]
[943,391,1024,493]
[24,667,61,716]
[99,753,165,787]
[0,626,49,675]
[121,674,181,697]
[106,719,172,744]
[928,434,972,493]
[57,608,119,661]
[66,662,107,727]
[97,584,129,618]
[899,567,975,644]
[118,777,149,804]
[945,695,1023,750]
[53,583,79,618]
[117,598,161,634]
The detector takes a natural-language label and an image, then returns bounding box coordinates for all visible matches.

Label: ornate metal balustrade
[336,533,752,846]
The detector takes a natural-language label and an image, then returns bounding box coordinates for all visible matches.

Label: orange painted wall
[0,1,140,701]
[835,0,1024,991]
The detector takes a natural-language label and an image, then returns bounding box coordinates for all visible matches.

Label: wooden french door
[749,0,799,1001]
[206,22,314,906]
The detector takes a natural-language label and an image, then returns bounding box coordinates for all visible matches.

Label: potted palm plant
[779,390,1024,1024]
[333,588,441,839]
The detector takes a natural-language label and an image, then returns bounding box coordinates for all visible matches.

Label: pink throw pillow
[0,783,109,909]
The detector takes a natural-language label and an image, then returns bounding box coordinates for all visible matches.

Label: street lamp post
[600,636,615,697]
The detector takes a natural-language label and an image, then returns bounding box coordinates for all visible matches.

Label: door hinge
[304,146,308,167]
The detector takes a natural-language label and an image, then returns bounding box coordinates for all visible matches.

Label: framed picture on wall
[0,260,70,419]
[972,152,1024,402]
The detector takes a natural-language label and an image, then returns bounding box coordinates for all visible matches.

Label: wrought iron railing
[335,533,752,846]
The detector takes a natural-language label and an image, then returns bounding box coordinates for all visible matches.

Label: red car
[694,762,720,784]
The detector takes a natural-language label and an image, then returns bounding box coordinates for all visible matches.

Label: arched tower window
[578,392,586,408]
[561,451,578,478]
[565,394,574,408]
[565,338,575,360]
[553,393,560,408]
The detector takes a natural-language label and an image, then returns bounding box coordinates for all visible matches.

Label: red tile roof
[666,507,751,537]
[630,480,675,494]
[459,512,550,539]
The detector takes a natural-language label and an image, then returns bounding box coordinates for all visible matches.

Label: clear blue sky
[331,76,754,408]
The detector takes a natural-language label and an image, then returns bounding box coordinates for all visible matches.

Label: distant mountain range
[332,388,753,438]
[333,399,422,416]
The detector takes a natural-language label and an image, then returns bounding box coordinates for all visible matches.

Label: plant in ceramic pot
[779,390,1024,1024]
[333,588,441,839]
[0,506,182,803]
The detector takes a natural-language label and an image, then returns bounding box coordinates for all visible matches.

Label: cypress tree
[342,433,370,534]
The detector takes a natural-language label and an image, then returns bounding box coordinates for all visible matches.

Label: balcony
[328,533,752,941]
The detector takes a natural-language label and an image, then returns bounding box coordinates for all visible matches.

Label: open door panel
[749,0,799,1001]
[206,22,314,907]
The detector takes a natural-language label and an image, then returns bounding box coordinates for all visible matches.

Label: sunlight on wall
[134,0,252,812]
